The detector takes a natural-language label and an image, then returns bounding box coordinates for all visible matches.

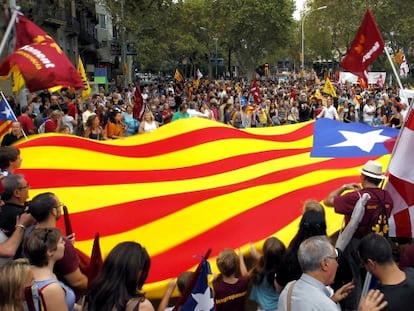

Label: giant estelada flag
[15,118,395,298]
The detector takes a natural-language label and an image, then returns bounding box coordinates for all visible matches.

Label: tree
[212,0,295,78]
[306,0,414,76]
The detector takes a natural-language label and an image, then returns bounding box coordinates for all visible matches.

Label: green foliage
[211,0,295,77]
[305,0,414,75]
[102,0,295,76]
[101,0,414,78]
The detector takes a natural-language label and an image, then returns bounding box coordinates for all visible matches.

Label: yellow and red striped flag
[174,69,184,82]
[15,119,391,298]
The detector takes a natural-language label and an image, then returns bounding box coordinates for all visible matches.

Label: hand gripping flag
[340,9,384,84]
[0,14,83,92]
[174,249,214,311]
[386,109,414,238]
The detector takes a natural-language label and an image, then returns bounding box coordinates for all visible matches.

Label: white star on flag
[328,129,392,153]
[192,287,215,311]
[1,106,12,119]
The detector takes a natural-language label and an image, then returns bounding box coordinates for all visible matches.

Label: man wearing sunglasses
[0,174,32,237]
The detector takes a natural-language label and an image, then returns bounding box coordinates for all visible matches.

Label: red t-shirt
[54,236,80,277]
[334,188,393,238]
[17,114,36,133]
[213,276,249,311]
[44,119,57,133]
[68,102,77,118]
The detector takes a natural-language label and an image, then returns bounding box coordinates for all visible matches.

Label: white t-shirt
[363,104,375,124]
[143,121,158,133]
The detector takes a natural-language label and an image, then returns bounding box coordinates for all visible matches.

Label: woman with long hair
[24,228,77,311]
[84,241,154,311]
[249,237,286,311]
[343,104,356,123]
[0,259,34,311]
[139,112,159,134]
[387,104,403,129]
[84,114,106,140]
[105,110,125,139]
[275,210,326,290]
[373,106,387,127]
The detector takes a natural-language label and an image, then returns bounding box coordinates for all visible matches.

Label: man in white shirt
[82,102,95,129]
[317,96,339,120]
[362,98,375,126]
[279,236,353,311]
[278,236,387,311]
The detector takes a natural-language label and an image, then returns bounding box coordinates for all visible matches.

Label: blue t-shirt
[249,277,280,311]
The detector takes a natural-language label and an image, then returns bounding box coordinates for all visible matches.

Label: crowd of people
[0,74,413,310]
[0,140,413,310]
[0,74,411,146]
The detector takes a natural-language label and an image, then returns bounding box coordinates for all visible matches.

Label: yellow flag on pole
[78,57,91,99]
[323,77,337,97]
[174,69,184,82]
[12,69,25,93]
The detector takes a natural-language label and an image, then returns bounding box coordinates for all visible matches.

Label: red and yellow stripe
[16,118,390,297]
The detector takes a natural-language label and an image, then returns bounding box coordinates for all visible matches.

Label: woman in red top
[161,103,174,125]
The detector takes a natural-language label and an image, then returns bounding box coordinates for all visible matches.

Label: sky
[294,0,305,20]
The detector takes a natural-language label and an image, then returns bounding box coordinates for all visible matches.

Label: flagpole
[0,7,19,58]
[384,47,403,90]
[384,99,414,176]
[382,50,412,174]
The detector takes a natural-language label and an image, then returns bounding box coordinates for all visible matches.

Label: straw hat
[359,160,386,180]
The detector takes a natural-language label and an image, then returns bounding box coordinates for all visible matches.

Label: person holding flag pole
[0,6,19,57]
[0,91,27,142]
[0,8,84,93]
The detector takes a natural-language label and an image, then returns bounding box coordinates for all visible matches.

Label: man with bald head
[1,122,24,146]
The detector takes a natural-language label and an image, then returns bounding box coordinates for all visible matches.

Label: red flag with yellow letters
[0,14,83,92]
[340,9,384,84]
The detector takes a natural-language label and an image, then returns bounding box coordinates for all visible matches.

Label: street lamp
[213,37,218,78]
[301,5,327,70]
[200,27,218,79]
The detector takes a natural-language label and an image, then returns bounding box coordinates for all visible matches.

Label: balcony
[66,17,80,36]
[36,6,66,27]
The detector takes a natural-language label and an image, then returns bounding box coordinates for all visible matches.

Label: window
[98,14,106,29]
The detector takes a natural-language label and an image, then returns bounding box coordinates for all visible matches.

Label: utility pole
[301,5,327,70]
[121,0,127,87]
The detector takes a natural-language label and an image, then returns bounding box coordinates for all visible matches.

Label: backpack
[367,190,389,237]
